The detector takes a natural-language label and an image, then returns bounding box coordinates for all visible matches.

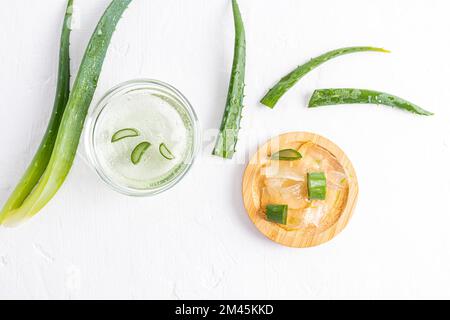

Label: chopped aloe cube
[307,172,327,200]
[131,142,151,165]
[271,149,302,161]
[266,204,288,225]
[111,128,140,143]
[159,143,175,160]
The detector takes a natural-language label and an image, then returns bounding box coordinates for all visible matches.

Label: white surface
[0,0,449,300]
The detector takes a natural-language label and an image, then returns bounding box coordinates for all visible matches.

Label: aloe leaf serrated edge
[308,88,433,116]
[271,149,302,161]
[212,0,246,159]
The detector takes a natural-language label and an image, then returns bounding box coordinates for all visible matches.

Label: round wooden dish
[242,132,358,248]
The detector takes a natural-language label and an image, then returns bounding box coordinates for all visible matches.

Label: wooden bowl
[242,132,358,248]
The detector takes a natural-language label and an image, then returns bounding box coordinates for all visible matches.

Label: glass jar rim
[84,79,200,197]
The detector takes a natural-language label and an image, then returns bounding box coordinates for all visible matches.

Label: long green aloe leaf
[0,0,73,219]
[308,88,433,116]
[212,0,246,159]
[0,0,133,226]
[260,46,390,109]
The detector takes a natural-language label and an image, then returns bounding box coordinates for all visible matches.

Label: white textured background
[1,0,450,300]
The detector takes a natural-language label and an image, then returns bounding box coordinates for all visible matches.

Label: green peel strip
[131,142,151,165]
[271,149,302,161]
[212,0,246,159]
[159,143,175,160]
[111,128,140,142]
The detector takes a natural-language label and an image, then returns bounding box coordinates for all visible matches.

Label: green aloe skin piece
[0,0,133,226]
[159,143,175,160]
[308,88,433,116]
[111,128,140,142]
[271,149,302,161]
[212,0,246,159]
[260,46,390,109]
[0,0,73,222]
[131,142,151,165]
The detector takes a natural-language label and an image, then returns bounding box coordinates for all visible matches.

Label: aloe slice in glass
[212,0,246,159]
[271,149,302,161]
[111,128,140,142]
[159,143,175,160]
[131,142,151,165]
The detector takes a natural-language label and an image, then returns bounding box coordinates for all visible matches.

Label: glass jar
[85,79,200,196]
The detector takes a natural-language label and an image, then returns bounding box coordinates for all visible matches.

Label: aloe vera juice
[92,85,195,191]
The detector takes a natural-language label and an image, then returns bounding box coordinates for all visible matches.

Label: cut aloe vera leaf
[131,142,151,165]
[307,172,327,200]
[0,0,73,222]
[308,88,434,116]
[266,204,288,225]
[261,46,389,109]
[271,149,302,161]
[159,143,175,160]
[111,128,140,142]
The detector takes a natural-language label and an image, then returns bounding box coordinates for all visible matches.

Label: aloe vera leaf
[260,46,390,109]
[0,0,133,226]
[308,88,433,116]
[212,0,246,159]
[0,0,73,220]
[111,128,140,142]
[131,142,151,165]
[307,172,327,200]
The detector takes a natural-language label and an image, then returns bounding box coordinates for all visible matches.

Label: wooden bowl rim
[242,131,359,248]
